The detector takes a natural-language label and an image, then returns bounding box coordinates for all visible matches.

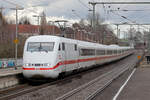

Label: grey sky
[1,0,150,34]
[1,0,150,23]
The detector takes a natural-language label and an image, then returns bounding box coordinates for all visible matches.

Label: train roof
[26,35,132,50]
[26,35,60,42]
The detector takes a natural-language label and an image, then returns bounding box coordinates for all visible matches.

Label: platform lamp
[10,7,24,70]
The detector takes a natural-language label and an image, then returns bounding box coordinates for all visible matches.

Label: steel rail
[0,59,121,100]
[55,61,136,100]
[86,63,137,100]
[0,53,135,100]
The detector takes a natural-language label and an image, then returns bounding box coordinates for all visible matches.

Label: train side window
[96,50,105,55]
[107,50,112,55]
[58,44,61,51]
[62,43,65,50]
[80,49,95,56]
[75,44,77,51]
[119,50,121,54]
[114,50,117,54]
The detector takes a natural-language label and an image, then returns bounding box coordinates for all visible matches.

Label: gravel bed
[12,54,137,100]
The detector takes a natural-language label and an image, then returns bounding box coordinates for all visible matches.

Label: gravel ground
[12,54,137,100]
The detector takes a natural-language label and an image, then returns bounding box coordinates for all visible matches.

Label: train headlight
[46,64,51,66]
[47,64,50,66]
[25,63,32,67]
[25,63,29,66]
[44,63,50,66]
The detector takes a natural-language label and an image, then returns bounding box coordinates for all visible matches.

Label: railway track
[56,59,137,100]
[0,54,138,100]
[0,75,83,100]
[0,83,33,100]
[0,61,119,100]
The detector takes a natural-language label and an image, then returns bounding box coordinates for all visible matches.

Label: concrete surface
[117,68,150,100]
[0,67,22,77]
[0,67,22,89]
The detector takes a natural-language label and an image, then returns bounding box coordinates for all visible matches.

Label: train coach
[23,35,134,79]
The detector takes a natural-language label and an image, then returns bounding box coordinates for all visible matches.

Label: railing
[0,58,22,68]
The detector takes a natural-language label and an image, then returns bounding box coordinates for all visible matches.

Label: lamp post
[48,21,55,35]
[11,7,24,69]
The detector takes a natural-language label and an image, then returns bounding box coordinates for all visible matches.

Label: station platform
[0,67,22,77]
[0,67,22,89]
[116,56,150,100]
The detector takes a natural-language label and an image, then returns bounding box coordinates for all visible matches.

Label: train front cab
[23,37,61,79]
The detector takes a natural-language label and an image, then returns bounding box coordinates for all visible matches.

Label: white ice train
[23,35,134,79]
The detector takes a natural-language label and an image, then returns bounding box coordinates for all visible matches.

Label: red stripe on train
[23,53,130,70]
[23,62,61,70]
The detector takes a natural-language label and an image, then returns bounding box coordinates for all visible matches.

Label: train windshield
[27,42,54,52]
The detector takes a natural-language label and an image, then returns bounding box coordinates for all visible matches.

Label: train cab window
[74,44,77,51]
[62,43,65,50]
[27,42,54,52]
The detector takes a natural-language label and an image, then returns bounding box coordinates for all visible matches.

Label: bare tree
[0,11,7,26]
[87,13,92,26]
[0,11,15,58]
[95,13,104,26]
[79,19,85,26]
[7,19,15,24]
[87,12,104,26]
[19,16,31,25]
[0,11,7,44]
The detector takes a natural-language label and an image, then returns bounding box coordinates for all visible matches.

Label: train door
[65,43,78,71]
[74,44,79,70]
[61,42,66,72]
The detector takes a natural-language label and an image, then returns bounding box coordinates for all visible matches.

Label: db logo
[36,68,40,70]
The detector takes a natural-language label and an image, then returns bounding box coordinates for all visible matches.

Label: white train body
[23,35,134,79]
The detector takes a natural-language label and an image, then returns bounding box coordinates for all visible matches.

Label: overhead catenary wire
[1,0,43,15]
[110,11,150,30]
[110,8,150,25]
[89,1,150,28]
[132,10,150,23]
[111,11,137,23]
[105,5,117,23]
[1,1,72,23]
[2,0,23,8]
[78,0,91,10]
[1,0,85,22]
[102,3,108,20]
[72,9,83,19]
[109,9,150,12]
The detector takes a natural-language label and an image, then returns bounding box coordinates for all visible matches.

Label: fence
[0,58,22,68]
